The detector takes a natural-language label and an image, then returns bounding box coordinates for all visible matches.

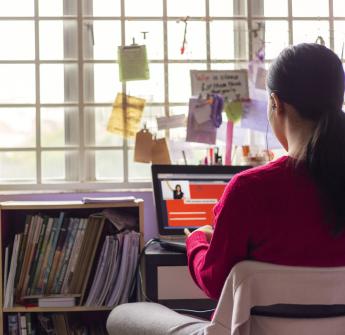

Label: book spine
[21,216,43,299]
[54,218,79,294]
[26,313,32,335]
[14,216,30,290]
[4,246,9,297]
[15,216,35,302]
[40,212,65,293]
[46,217,70,294]
[26,217,47,295]
[5,235,21,308]
[61,219,85,294]
[31,217,53,294]
[8,314,19,335]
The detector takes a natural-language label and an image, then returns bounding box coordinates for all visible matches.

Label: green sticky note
[118,45,150,82]
[225,101,243,123]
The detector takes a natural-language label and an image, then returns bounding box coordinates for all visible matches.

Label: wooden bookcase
[0,199,144,334]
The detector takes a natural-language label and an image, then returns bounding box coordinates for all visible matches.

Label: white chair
[107,261,345,335]
[205,261,345,335]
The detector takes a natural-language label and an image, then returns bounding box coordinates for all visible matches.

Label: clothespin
[315,35,325,46]
[141,32,149,40]
[132,37,137,46]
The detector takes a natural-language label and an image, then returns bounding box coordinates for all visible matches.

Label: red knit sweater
[186,156,345,300]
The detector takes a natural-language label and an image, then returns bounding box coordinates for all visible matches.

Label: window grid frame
[0,0,343,191]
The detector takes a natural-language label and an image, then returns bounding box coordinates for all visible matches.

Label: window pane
[251,0,288,16]
[168,106,188,141]
[41,108,79,147]
[0,65,35,103]
[0,0,33,16]
[40,21,78,60]
[334,0,345,16]
[168,63,207,102]
[292,0,328,17]
[39,0,77,16]
[125,0,163,16]
[293,21,330,46]
[168,21,206,60]
[84,21,121,60]
[125,21,164,60]
[264,21,289,59]
[84,64,121,103]
[128,150,151,182]
[209,0,246,17]
[0,21,34,60]
[334,22,345,59]
[210,63,240,70]
[93,150,124,181]
[83,0,120,16]
[167,0,205,16]
[126,64,165,102]
[40,64,79,103]
[210,21,248,59]
[0,108,35,147]
[84,107,123,147]
[42,150,67,181]
[0,151,36,182]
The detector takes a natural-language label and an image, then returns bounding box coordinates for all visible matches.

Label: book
[46,217,70,294]
[81,196,135,203]
[5,234,21,308]
[19,314,27,335]
[4,246,9,298]
[53,218,79,294]
[8,314,19,335]
[14,216,31,294]
[38,212,65,294]
[38,296,75,308]
[21,216,43,298]
[61,219,86,294]
[26,216,47,295]
[16,216,37,302]
[30,217,54,295]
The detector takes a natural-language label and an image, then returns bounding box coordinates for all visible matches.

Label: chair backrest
[203,261,345,335]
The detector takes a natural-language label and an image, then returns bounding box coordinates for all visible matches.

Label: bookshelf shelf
[0,199,144,334]
[3,306,113,313]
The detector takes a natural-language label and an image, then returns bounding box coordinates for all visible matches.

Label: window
[0,0,344,190]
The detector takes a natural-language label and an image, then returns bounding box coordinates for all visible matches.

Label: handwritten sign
[190,70,249,100]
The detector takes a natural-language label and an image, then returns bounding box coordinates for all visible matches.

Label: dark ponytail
[267,43,345,234]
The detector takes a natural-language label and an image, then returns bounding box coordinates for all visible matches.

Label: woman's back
[187,156,345,300]
[242,156,345,267]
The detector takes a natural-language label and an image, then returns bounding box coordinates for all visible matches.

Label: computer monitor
[152,164,251,237]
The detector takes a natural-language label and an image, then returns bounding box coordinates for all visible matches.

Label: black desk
[144,243,217,313]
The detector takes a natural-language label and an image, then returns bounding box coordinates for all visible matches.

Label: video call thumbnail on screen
[161,179,227,228]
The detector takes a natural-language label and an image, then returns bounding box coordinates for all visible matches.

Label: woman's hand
[184,225,214,242]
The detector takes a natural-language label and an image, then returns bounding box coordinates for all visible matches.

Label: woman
[186,43,345,300]
[173,184,184,199]
[107,43,345,335]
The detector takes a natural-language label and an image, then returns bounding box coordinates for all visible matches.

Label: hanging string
[179,16,189,55]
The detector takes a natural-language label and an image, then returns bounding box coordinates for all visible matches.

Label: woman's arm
[186,175,253,300]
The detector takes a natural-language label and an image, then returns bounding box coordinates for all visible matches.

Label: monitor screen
[152,165,251,236]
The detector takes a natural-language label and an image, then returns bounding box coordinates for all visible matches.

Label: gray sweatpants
[106,302,209,335]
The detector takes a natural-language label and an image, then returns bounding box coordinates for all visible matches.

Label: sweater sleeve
[186,175,253,300]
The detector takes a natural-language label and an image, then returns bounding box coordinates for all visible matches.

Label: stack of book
[4,212,106,308]
[7,313,108,335]
[85,230,140,307]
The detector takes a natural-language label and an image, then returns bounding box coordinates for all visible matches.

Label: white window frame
[0,0,342,191]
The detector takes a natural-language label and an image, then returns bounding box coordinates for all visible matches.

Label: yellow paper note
[107,93,146,138]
